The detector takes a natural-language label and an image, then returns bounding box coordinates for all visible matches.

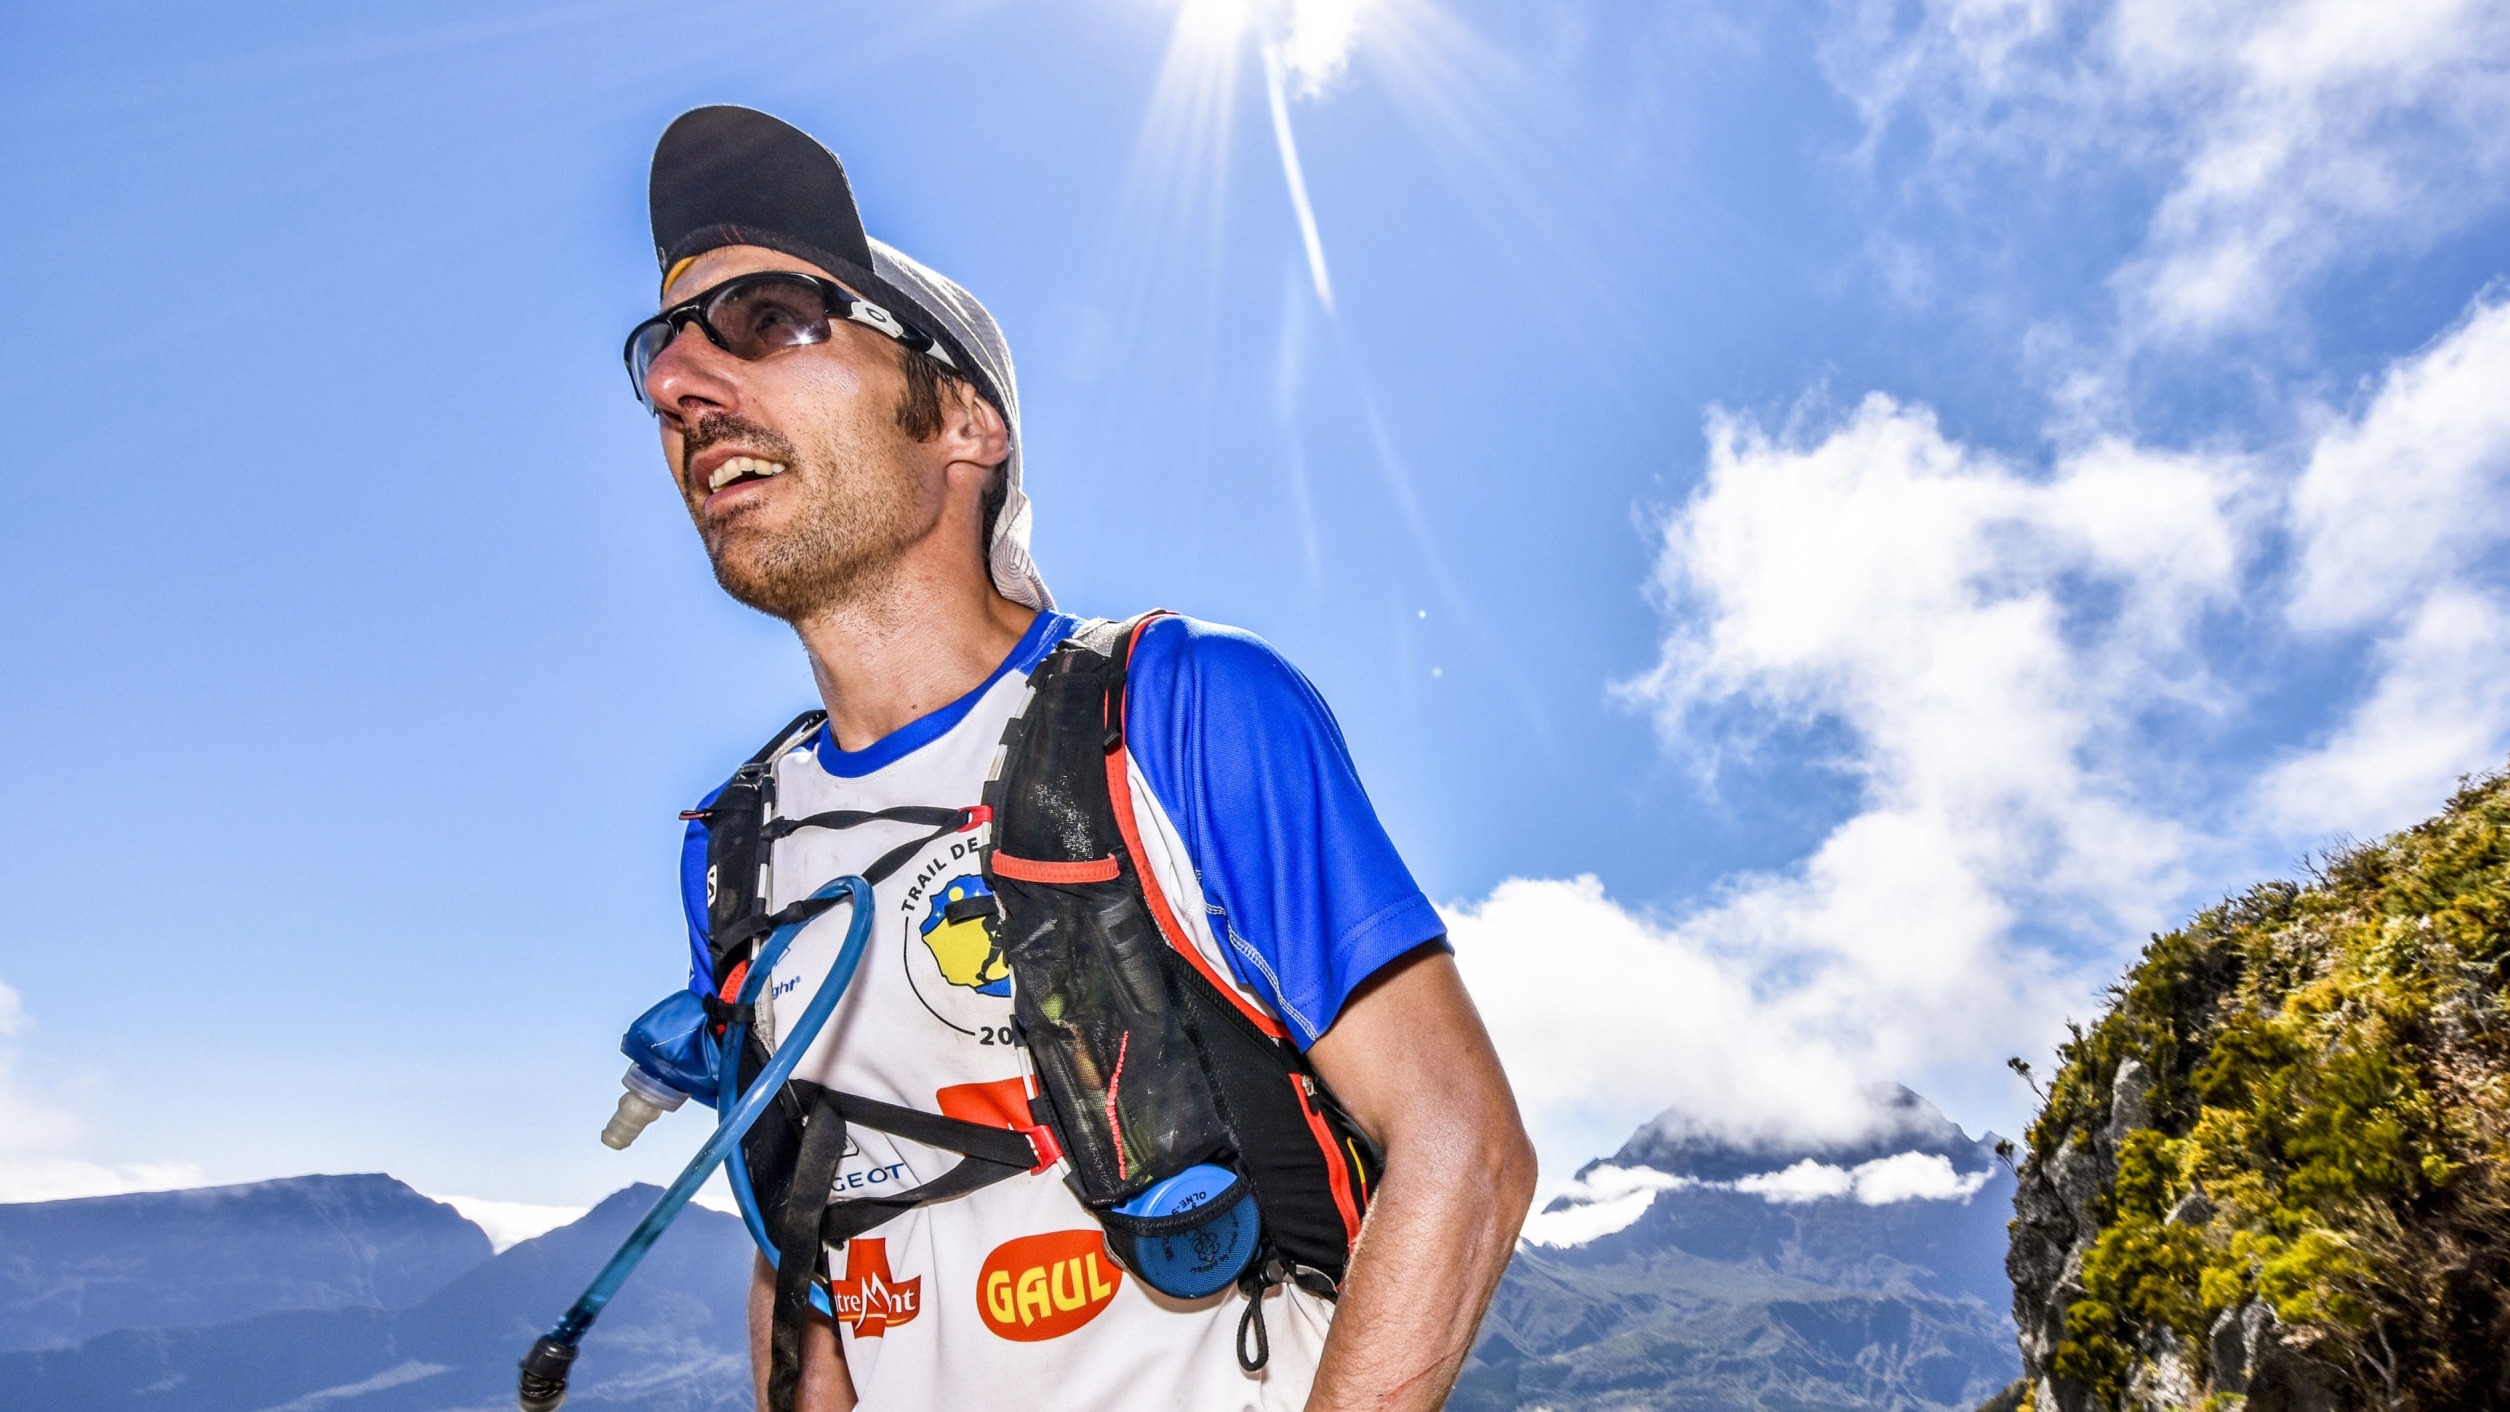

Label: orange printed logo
[976,1230,1122,1341]
[936,1076,1033,1130]
[828,1238,920,1337]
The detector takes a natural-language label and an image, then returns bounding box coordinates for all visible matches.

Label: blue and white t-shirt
[677,611,1444,1411]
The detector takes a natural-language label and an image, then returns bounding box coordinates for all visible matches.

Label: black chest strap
[758,1082,1053,1412]
[713,803,991,957]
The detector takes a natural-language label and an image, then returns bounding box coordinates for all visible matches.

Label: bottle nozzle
[599,1065,688,1150]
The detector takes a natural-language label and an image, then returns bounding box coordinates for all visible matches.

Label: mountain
[0,1184,755,1411]
[0,1174,491,1354]
[1,1099,2022,1411]
[1456,1087,2021,1411]
[2008,771,2510,1411]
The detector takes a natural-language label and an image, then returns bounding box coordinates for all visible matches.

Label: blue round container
[1112,1163,1260,1299]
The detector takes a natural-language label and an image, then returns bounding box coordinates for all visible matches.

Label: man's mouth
[705,455,788,494]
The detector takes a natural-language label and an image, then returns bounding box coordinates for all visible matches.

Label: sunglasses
[623,270,963,411]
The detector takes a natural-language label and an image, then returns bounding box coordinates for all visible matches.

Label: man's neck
[793,555,1036,754]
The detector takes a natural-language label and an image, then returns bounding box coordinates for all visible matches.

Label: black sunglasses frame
[622,270,963,411]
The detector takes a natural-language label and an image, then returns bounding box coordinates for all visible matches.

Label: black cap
[650,105,877,292]
[644,105,1054,612]
[646,104,1009,422]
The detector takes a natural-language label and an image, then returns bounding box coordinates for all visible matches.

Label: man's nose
[644,321,740,417]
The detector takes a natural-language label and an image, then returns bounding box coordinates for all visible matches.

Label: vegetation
[2026,769,2510,1408]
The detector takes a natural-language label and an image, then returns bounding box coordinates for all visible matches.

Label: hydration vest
[694,613,1382,1391]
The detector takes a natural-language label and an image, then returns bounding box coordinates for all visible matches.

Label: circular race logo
[897,855,1013,1035]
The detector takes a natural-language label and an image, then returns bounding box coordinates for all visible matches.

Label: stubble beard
[684,412,929,625]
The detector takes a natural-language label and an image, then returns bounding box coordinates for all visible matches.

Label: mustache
[680,413,802,483]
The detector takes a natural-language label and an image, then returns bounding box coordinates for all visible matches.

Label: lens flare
[1176,0,1254,47]
[1098,0,1574,741]
[1262,42,1335,310]
[1176,0,1365,85]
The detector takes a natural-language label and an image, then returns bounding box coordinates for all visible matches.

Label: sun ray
[1272,265,1327,590]
[1261,41,1336,312]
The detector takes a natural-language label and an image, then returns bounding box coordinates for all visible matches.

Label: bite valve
[517,1333,578,1412]
[599,1065,687,1150]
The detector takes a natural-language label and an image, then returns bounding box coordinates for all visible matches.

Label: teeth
[707,455,788,492]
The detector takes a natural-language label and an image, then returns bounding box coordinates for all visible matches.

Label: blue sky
[4,0,2508,1216]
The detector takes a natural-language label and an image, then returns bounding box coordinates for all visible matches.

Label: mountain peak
[1604,1083,1988,1183]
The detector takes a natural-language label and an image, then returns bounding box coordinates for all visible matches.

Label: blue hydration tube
[518,875,874,1412]
[722,944,836,1317]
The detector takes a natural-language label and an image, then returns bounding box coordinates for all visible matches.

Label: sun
[1150,0,1373,310]
[1176,0,1257,49]
[1172,0,1367,90]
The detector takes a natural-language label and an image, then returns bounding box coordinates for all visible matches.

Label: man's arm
[748,1252,855,1411]
[1301,944,1537,1411]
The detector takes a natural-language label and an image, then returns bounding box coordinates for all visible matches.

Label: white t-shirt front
[741,615,1341,1411]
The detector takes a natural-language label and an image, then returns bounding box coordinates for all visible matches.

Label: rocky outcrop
[2004,770,2510,1410]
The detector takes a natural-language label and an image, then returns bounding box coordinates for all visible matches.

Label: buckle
[1017,1122,1063,1173]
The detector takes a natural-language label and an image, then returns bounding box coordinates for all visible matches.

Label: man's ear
[942,381,1010,469]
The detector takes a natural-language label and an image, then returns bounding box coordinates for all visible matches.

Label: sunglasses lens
[707,276,833,358]
[626,320,676,404]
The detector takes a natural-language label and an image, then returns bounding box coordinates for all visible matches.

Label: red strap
[1016,1122,1064,1173]
[712,962,751,1036]
[1103,721,1292,1042]
[991,852,1120,884]
[1291,1073,1365,1244]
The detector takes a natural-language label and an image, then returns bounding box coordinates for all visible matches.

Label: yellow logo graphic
[919,875,1009,996]
[978,1231,1122,1340]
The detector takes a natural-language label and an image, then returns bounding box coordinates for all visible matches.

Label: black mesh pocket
[1000,876,1232,1203]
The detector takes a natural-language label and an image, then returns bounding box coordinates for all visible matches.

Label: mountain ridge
[1605,1084,1986,1185]
[0,1182,753,1412]
[0,1091,2022,1410]
[1460,1090,2020,1410]
[0,1172,490,1354]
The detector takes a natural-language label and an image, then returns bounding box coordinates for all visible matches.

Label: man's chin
[694,485,918,621]
[705,538,893,624]
[707,557,817,622]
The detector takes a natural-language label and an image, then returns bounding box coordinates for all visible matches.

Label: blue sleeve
[680,785,723,996]
[1124,616,1447,1047]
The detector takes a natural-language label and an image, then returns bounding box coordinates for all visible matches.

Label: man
[632,105,1534,1411]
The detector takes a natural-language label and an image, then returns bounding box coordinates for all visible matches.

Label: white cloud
[1522,1150,1989,1246]
[1470,292,2510,1178]
[1733,1158,1859,1204]
[2263,589,2510,836]
[1844,1149,1993,1204]
[1518,1163,1694,1247]
[429,1194,589,1253]
[2116,0,2510,338]
[2287,295,2510,630]
[1827,0,2510,339]
[0,979,204,1204]
[1425,0,2510,1225]
[1280,0,1367,94]
[1547,395,2239,1154]
[1731,1151,1989,1205]
[1448,874,1871,1181]
[2268,294,2510,834]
